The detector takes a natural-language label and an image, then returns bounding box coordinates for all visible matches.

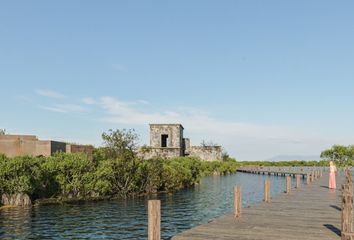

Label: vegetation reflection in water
[0,172,304,240]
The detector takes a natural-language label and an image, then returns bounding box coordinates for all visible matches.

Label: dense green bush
[0,155,43,198]
[51,153,96,198]
[0,153,97,200]
[200,158,238,175]
[1,127,336,204]
[0,153,237,201]
[161,157,202,192]
[1,152,331,203]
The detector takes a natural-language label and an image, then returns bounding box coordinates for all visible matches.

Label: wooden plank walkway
[172,172,342,240]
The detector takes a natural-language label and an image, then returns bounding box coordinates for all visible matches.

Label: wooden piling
[296,175,301,189]
[341,169,354,239]
[264,179,270,203]
[341,232,354,240]
[148,200,161,240]
[286,176,291,194]
[234,186,242,218]
[306,173,310,185]
[341,183,353,236]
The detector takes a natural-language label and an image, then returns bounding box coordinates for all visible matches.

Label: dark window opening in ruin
[161,134,168,147]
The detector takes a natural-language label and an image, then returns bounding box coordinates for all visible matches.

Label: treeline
[238,144,354,167]
[321,145,354,166]
[0,129,238,203]
[4,128,346,205]
[0,154,238,202]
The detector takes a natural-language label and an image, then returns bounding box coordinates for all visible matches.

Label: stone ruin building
[140,124,222,161]
[0,134,93,160]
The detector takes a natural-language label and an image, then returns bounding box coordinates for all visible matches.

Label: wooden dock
[171,168,343,240]
[237,166,323,178]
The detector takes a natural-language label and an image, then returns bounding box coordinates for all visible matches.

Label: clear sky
[1,1,354,160]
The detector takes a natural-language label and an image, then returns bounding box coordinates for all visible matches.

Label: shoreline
[0,186,195,209]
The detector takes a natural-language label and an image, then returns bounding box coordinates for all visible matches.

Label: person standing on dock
[329,161,337,189]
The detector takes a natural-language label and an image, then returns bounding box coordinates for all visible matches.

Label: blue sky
[1,1,354,160]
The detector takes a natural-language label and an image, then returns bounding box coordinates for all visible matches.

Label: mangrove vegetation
[0,129,238,205]
[1,128,350,207]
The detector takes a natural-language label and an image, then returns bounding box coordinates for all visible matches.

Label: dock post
[342,170,354,237]
[306,173,310,185]
[148,200,161,240]
[296,175,301,189]
[341,183,353,234]
[264,179,270,203]
[234,186,242,218]
[286,176,291,194]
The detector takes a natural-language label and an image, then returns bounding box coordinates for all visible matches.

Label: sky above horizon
[1,1,354,160]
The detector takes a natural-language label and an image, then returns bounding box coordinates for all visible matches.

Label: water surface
[0,172,304,239]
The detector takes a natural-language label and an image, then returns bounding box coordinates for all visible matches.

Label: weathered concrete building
[141,124,222,161]
[0,135,93,160]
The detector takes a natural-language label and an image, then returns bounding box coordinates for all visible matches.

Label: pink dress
[329,165,336,189]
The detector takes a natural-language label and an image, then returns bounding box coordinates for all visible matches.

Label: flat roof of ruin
[0,135,38,140]
[149,123,184,129]
[0,134,91,147]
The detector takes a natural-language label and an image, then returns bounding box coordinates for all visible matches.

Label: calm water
[0,172,306,239]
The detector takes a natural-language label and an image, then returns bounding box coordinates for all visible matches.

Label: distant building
[0,135,93,160]
[140,124,222,161]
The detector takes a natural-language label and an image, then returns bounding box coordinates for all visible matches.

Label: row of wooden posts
[341,169,354,240]
[234,169,323,218]
[147,169,323,240]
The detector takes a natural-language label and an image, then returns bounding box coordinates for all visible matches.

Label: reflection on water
[0,172,304,239]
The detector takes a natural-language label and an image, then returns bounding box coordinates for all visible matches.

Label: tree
[320,145,354,166]
[0,156,43,197]
[222,150,236,161]
[0,129,5,135]
[101,129,139,160]
[48,153,95,198]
